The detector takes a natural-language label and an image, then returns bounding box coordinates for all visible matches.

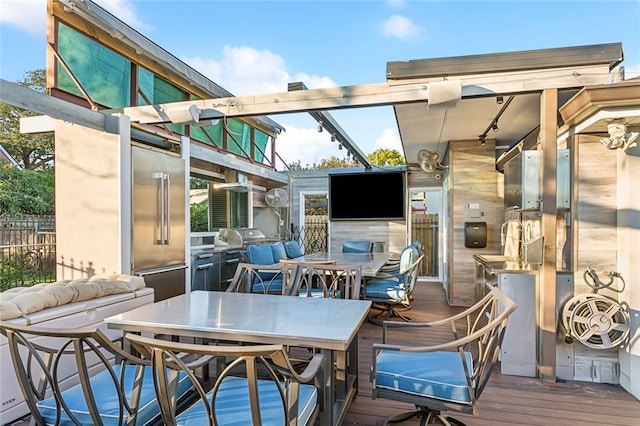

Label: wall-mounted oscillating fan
[417,149,447,179]
[265,188,289,227]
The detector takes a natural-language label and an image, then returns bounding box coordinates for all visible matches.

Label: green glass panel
[56,23,130,108]
[254,131,269,162]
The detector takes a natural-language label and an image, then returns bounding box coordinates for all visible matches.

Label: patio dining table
[105,290,371,426]
[288,250,394,277]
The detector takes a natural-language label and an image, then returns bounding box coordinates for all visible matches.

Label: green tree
[0,69,54,170]
[316,155,361,169]
[0,163,55,215]
[368,148,405,166]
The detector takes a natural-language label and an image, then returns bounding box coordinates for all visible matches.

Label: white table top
[105,291,372,351]
[295,251,391,277]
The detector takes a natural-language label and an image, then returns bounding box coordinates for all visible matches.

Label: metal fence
[0,215,56,291]
[290,215,328,254]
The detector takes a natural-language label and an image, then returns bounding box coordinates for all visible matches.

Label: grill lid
[214,228,267,247]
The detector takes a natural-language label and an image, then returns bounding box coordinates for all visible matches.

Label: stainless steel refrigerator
[132,144,187,301]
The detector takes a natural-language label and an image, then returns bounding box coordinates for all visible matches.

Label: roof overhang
[387,43,624,170]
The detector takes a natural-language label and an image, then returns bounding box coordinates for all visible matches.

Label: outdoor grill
[214,227,279,248]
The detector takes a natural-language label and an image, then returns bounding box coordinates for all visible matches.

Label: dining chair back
[342,240,372,253]
[291,263,363,299]
[0,321,191,426]
[126,333,324,426]
[371,287,518,425]
[227,262,302,295]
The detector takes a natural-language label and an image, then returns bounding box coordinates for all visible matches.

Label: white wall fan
[417,149,447,179]
[265,187,289,227]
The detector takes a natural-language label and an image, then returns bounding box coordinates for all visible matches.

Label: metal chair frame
[0,321,154,426]
[371,287,518,425]
[126,333,324,426]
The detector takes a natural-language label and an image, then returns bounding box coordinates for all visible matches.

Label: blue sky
[1,0,639,167]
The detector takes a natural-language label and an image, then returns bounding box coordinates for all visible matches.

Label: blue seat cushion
[247,244,276,265]
[364,277,406,301]
[372,350,473,405]
[283,240,303,259]
[37,364,192,426]
[176,376,317,425]
[270,242,288,263]
[342,240,372,253]
[252,276,284,294]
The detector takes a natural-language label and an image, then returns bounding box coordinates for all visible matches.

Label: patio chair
[371,287,518,426]
[226,262,302,295]
[364,244,423,324]
[0,321,192,426]
[125,333,323,426]
[291,263,363,299]
[342,240,373,253]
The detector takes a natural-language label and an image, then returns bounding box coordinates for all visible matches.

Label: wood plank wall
[448,139,504,306]
[571,134,620,377]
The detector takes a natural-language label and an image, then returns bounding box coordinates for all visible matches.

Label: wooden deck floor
[344,281,640,426]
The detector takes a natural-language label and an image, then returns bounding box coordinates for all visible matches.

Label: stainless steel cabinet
[191,251,220,291]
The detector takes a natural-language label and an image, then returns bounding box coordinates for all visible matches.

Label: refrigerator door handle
[153,172,165,245]
[164,173,171,244]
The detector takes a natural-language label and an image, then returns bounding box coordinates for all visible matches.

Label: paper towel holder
[464,222,487,248]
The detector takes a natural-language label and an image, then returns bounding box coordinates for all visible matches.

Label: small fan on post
[417,149,447,179]
[265,187,289,227]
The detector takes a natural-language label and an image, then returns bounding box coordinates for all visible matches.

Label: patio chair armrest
[296,353,325,383]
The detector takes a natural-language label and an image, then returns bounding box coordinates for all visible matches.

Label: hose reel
[561,267,630,350]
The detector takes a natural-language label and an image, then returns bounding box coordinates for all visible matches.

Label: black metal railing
[0,215,56,291]
[290,215,328,254]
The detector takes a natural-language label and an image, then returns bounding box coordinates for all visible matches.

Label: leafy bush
[0,164,54,215]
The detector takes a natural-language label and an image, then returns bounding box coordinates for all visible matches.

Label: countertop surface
[191,244,242,253]
[473,254,540,274]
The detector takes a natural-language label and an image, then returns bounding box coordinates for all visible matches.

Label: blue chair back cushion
[372,350,473,405]
[283,240,304,259]
[247,244,276,265]
[270,242,288,263]
[177,376,317,425]
[37,364,192,426]
[342,240,372,253]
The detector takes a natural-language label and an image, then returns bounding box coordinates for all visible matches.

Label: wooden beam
[0,79,105,131]
[539,88,558,384]
[108,81,432,124]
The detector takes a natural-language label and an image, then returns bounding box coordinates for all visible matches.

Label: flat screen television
[329,170,406,221]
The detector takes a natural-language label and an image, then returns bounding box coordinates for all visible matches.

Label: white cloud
[375,128,402,152]
[386,0,406,8]
[0,0,47,36]
[274,124,337,168]
[184,46,336,96]
[381,15,422,42]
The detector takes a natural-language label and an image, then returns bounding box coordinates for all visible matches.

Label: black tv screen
[329,170,406,221]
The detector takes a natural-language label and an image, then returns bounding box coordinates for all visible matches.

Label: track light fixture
[330,135,336,142]
[479,135,486,146]
[496,96,504,105]
[338,144,343,150]
[492,122,499,132]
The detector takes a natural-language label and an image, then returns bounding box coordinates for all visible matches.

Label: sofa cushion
[247,245,275,265]
[0,274,146,320]
[283,240,303,259]
[270,242,288,263]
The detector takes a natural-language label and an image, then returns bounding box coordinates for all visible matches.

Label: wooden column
[539,89,558,383]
